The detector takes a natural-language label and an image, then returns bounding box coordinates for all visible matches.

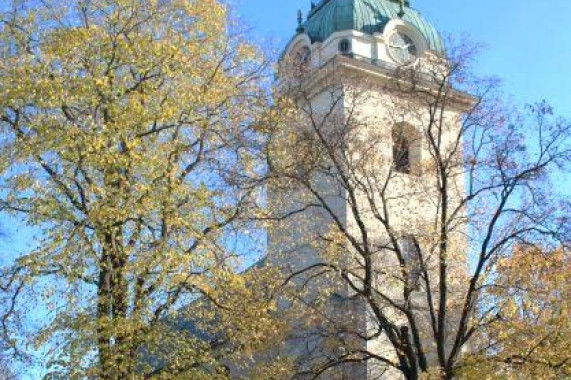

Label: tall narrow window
[338,39,351,54]
[398,236,422,289]
[393,130,410,174]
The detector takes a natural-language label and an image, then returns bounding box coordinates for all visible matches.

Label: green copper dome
[302,0,445,55]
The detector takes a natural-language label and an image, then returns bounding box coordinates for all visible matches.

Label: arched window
[393,128,411,174]
[392,123,421,175]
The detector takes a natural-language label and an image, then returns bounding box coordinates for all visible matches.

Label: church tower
[269,1,473,378]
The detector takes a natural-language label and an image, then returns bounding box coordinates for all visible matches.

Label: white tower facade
[269,1,473,378]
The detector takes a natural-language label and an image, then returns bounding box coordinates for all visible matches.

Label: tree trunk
[97,229,132,379]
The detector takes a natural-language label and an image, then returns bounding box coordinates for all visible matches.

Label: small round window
[338,39,351,54]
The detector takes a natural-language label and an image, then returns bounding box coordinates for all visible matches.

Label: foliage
[0,0,284,378]
[460,246,570,379]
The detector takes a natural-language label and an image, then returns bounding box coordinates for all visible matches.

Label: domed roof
[302,0,445,55]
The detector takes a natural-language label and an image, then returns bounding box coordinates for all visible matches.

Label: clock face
[388,31,418,65]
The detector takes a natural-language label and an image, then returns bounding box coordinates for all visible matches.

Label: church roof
[302,0,445,55]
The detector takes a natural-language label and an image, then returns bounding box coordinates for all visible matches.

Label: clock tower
[269,0,472,378]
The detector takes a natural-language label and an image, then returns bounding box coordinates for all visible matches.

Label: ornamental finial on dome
[398,0,406,17]
[296,10,305,33]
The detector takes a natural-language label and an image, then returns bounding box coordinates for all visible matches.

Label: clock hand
[389,43,412,50]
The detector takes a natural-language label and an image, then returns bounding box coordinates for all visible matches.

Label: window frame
[392,131,411,174]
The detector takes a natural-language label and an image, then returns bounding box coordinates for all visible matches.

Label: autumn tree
[460,246,570,380]
[267,42,571,380]
[0,0,284,378]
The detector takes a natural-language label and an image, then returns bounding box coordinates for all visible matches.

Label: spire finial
[398,0,406,17]
[296,10,305,33]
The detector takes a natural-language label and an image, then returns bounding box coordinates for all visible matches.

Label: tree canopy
[462,246,570,379]
[0,0,284,378]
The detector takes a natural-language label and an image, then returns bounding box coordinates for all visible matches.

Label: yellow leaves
[245,357,295,380]
[0,0,273,377]
[9,173,35,191]
[466,246,571,379]
[420,367,445,380]
[236,43,261,63]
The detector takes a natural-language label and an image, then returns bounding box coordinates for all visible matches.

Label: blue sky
[236,0,571,118]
